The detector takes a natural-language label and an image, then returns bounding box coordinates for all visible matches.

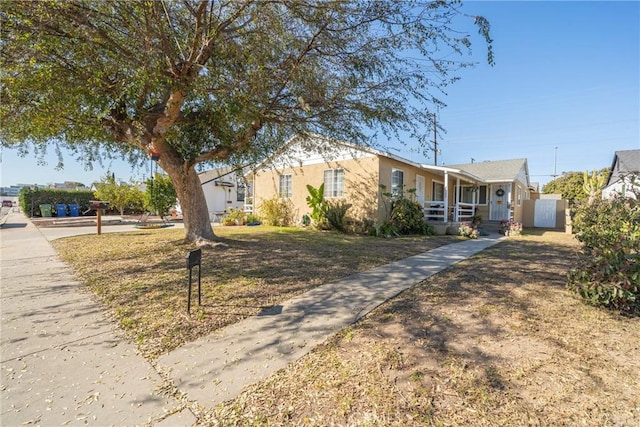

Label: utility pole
[433,112,437,166]
[553,146,558,179]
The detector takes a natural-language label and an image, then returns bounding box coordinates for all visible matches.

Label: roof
[448,158,529,183]
[606,149,640,186]
[198,166,242,185]
[254,133,484,183]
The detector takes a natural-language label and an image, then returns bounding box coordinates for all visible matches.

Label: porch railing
[423,201,446,221]
[422,201,476,222]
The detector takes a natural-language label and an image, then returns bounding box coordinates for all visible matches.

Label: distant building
[602,149,640,199]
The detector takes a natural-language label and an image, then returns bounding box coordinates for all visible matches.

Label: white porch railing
[423,201,447,221]
[423,201,476,222]
[455,202,475,221]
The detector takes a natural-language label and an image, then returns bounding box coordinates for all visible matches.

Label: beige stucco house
[245,134,533,227]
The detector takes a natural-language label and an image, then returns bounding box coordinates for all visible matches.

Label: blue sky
[1,1,638,188]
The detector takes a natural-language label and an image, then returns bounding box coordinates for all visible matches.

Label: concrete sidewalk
[1,210,502,425]
[0,212,194,426]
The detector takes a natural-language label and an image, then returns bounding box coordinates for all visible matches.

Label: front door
[415,175,425,206]
[490,183,511,221]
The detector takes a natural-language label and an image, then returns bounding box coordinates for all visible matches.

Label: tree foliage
[94,175,145,215]
[542,169,609,205]
[145,173,177,217]
[569,192,640,316]
[1,0,492,243]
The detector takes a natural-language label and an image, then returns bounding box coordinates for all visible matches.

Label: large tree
[1,0,492,243]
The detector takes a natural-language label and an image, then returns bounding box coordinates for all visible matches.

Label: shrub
[568,194,640,316]
[258,197,295,227]
[19,187,95,217]
[459,223,479,239]
[305,184,328,227]
[325,200,351,232]
[246,213,261,224]
[389,195,429,235]
[224,208,246,225]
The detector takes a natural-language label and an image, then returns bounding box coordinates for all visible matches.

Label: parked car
[2,200,13,207]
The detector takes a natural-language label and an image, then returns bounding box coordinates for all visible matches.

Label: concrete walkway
[1,211,502,425]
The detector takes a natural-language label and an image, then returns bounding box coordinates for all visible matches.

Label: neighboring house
[199,167,249,221]
[246,134,530,225]
[448,159,532,223]
[602,149,640,199]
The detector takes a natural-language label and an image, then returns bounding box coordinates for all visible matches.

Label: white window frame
[459,186,476,204]
[432,180,445,202]
[323,168,344,198]
[517,185,522,206]
[391,168,404,196]
[279,174,292,198]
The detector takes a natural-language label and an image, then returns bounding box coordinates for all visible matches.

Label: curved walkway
[1,211,502,425]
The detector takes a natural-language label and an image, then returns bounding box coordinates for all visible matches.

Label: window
[323,168,344,198]
[460,185,488,204]
[279,174,292,198]
[237,183,245,202]
[517,186,522,206]
[432,181,444,201]
[478,185,487,205]
[391,169,404,195]
[460,186,475,204]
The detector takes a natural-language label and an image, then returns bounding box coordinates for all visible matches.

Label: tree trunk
[163,161,216,244]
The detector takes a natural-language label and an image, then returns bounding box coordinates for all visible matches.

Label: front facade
[246,135,531,225]
[448,159,532,224]
[198,167,248,221]
[602,149,640,199]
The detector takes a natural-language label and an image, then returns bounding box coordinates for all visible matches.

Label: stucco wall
[252,155,381,223]
[522,199,568,230]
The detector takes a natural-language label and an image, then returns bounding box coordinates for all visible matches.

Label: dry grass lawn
[53,225,459,358]
[209,231,640,426]
[53,227,640,425]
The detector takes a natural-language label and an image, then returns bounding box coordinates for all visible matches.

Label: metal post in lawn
[186,249,202,314]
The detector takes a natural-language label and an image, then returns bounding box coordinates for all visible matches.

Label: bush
[389,195,429,235]
[568,194,640,316]
[258,197,295,227]
[459,223,479,239]
[224,208,246,225]
[325,200,351,232]
[19,187,95,217]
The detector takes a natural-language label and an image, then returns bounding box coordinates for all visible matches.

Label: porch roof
[448,158,528,183]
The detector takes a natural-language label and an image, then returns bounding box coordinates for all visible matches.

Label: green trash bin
[39,204,52,217]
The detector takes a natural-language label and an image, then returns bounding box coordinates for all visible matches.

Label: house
[447,159,532,223]
[245,134,532,228]
[199,167,249,221]
[602,149,640,199]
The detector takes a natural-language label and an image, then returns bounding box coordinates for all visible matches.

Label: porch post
[454,177,460,222]
[443,171,449,223]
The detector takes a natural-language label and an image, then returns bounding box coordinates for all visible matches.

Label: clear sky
[1,1,638,189]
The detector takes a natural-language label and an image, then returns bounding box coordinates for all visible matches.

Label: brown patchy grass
[52,225,460,358]
[210,231,640,426]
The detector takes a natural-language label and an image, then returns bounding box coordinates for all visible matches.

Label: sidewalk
[1,211,502,425]
[0,212,193,426]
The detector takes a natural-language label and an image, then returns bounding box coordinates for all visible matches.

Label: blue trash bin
[69,204,79,217]
[55,204,67,217]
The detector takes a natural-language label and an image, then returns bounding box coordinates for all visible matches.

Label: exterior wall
[199,171,245,219]
[603,176,639,199]
[377,157,445,221]
[522,199,568,230]
[252,155,381,223]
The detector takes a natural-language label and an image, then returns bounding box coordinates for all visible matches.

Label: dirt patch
[212,232,640,426]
